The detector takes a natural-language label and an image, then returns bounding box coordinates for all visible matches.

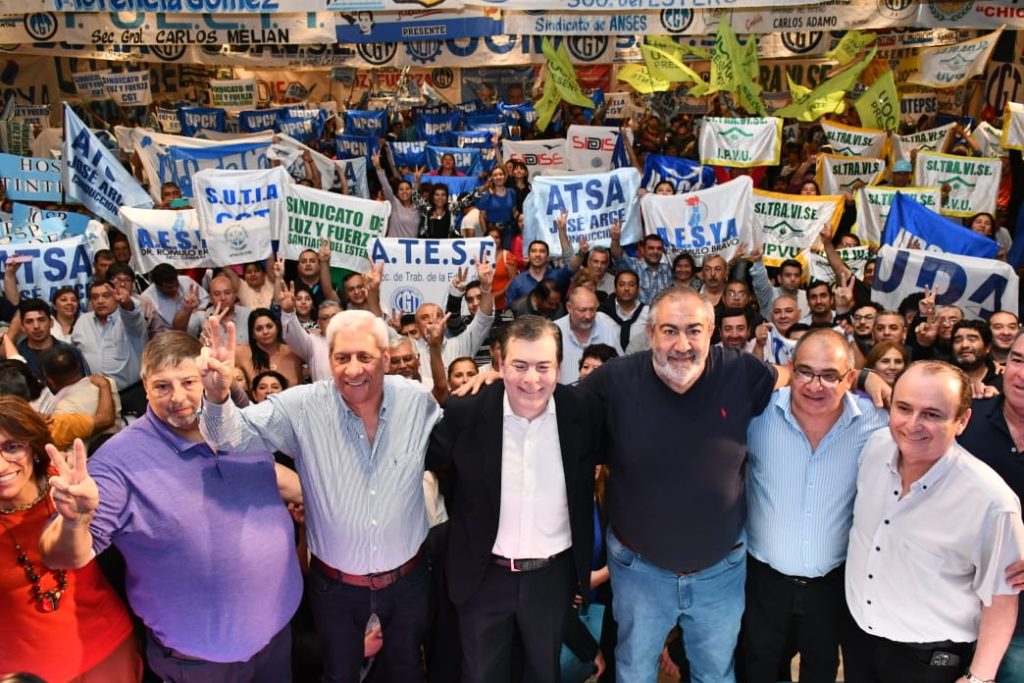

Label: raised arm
[317,239,341,302]
[425,313,451,405]
[171,283,202,332]
[39,439,99,569]
[89,375,116,434]
[4,259,20,306]
[363,260,384,318]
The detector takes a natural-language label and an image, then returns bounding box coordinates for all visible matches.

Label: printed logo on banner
[566,35,608,62]
[781,32,822,54]
[660,9,693,34]
[357,42,398,65]
[391,287,422,314]
[148,44,188,61]
[24,14,59,42]
[927,1,974,22]
[877,0,917,19]
[226,223,248,250]
[406,40,445,64]
[432,68,454,89]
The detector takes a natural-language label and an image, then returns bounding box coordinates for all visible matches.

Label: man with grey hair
[197,309,442,682]
[554,286,622,385]
[42,331,303,680]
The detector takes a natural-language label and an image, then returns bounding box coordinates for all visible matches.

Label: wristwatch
[964,670,995,683]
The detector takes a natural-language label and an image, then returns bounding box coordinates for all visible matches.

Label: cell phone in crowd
[169,197,191,208]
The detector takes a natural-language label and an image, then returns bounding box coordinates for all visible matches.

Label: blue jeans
[607,529,746,683]
[998,634,1024,682]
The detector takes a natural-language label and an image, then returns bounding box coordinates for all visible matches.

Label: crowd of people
[2,87,1024,683]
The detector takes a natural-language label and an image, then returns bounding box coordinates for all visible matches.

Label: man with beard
[555,287,622,385]
[802,281,835,327]
[717,308,753,351]
[41,331,303,679]
[989,311,1020,365]
[848,303,880,355]
[610,226,674,305]
[952,320,1001,387]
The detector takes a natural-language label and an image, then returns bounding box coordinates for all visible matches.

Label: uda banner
[815,154,886,196]
[209,79,257,112]
[872,245,1017,320]
[639,176,752,263]
[118,207,213,274]
[1000,102,1024,152]
[523,167,641,257]
[62,105,152,227]
[281,183,391,271]
[752,189,844,267]
[820,120,887,158]
[502,139,567,179]
[641,154,716,194]
[882,191,998,258]
[892,123,955,163]
[854,186,942,248]
[914,151,1001,218]
[371,237,496,316]
[0,234,93,306]
[101,71,152,107]
[698,117,781,168]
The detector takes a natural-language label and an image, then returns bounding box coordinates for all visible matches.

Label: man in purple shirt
[41,331,303,681]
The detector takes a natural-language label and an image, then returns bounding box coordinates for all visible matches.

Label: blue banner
[642,154,717,194]
[882,192,999,258]
[426,145,482,177]
[412,104,452,118]
[166,141,269,199]
[61,104,153,227]
[238,108,283,133]
[275,109,326,144]
[466,113,502,127]
[0,153,75,204]
[335,10,503,44]
[389,140,427,169]
[455,130,494,149]
[344,109,388,137]
[456,99,486,115]
[415,110,463,142]
[406,174,480,197]
[178,107,226,137]
[12,203,91,237]
[335,134,378,160]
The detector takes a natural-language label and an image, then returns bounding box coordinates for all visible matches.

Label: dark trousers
[145,623,292,683]
[456,551,575,683]
[742,556,850,683]
[424,522,461,683]
[308,558,430,683]
[843,626,974,683]
[119,381,148,419]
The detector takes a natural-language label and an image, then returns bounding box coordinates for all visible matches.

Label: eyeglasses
[792,367,846,387]
[0,441,30,463]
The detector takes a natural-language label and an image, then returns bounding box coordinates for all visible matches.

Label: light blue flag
[166,141,268,198]
[12,203,91,237]
[62,104,153,227]
[523,167,642,258]
[641,154,717,194]
[882,191,998,258]
[426,145,482,177]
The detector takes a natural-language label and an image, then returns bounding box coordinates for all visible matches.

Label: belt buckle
[367,570,394,590]
[509,558,522,573]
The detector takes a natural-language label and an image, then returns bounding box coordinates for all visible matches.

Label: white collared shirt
[492,393,572,560]
[553,312,624,385]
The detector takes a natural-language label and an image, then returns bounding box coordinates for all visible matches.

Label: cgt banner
[820,120,887,158]
[523,167,641,257]
[101,71,152,106]
[118,207,213,273]
[698,117,782,168]
[914,150,1002,218]
[752,189,844,267]
[872,244,1017,320]
[371,237,495,315]
[854,186,941,248]
[815,154,886,196]
[192,166,290,240]
[0,234,93,306]
[502,139,567,178]
[280,182,391,271]
[891,123,955,163]
[639,176,752,263]
[209,79,257,112]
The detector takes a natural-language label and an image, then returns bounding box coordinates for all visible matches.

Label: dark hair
[614,269,639,287]
[40,347,83,387]
[18,298,52,320]
[672,252,696,272]
[501,315,562,364]
[50,286,80,309]
[248,308,282,372]
[149,263,178,286]
[642,233,665,246]
[0,360,43,400]
[244,261,267,273]
[579,343,618,370]
[106,263,136,282]
[87,279,112,297]
[446,356,478,380]
[0,395,52,489]
[527,240,549,254]
[898,292,926,318]
[965,212,997,239]
[532,278,561,303]
[464,280,482,293]
[342,271,364,285]
[250,370,289,402]
[951,319,992,347]
[717,307,752,331]
[784,322,811,339]
[92,248,114,263]
[399,313,417,328]
[779,259,803,273]
[806,280,832,296]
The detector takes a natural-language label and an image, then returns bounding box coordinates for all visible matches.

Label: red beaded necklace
[0,484,69,612]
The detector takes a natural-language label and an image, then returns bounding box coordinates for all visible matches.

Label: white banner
[118,207,213,273]
[854,186,942,248]
[502,139,567,179]
[14,104,51,127]
[371,237,495,315]
[192,166,290,242]
[101,70,152,106]
[523,167,642,258]
[871,245,1018,321]
[907,27,1003,88]
[808,245,872,287]
[281,182,391,271]
[639,176,752,263]
[71,70,109,100]
[603,92,635,120]
[821,120,887,158]
[698,117,781,168]
[815,154,886,196]
[752,189,844,267]
[154,108,182,134]
[976,121,1006,157]
[0,234,94,306]
[892,123,955,163]
[914,151,1002,218]
[1001,102,1024,152]
[333,156,370,198]
[209,79,257,112]
[566,125,624,172]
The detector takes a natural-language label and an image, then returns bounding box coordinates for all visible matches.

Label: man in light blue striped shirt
[198,309,441,683]
[743,328,888,683]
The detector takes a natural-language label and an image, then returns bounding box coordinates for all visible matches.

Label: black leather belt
[492,549,568,573]
[753,556,842,587]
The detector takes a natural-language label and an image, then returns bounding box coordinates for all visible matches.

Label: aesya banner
[523,167,641,257]
[815,154,885,196]
[0,154,70,203]
[892,123,955,163]
[101,71,152,106]
[641,154,716,194]
[907,27,1003,88]
[62,105,153,226]
[192,166,290,237]
[854,186,941,248]
[502,139,567,178]
[820,120,887,158]
[752,190,844,267]
[71,70,109,100]
[698,117,781,168]
[566,125,626,172]
[639,176,752,262]
[882,191,998,258]
[1000,102,1024,152]
[371,237,496,316]
[914,151,1001,217]
[0,234,93,307]
[872,245,1017,320]
[209,79,257,112]
[280,183,391,271]
[118,207,213,273]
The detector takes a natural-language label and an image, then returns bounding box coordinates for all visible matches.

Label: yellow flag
[826,30,876,65]
[854,69,899,131]
[735,36,765,115]
[646,34,711,60]
[535,69,561,131]
[617,64,670,94]
[774,46,877,119]
[708,17,742,94]
[541,37,594,109]
[786,75,845,122]
[641,44,706,86]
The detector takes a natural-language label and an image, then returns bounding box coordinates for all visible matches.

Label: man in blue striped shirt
[744,328,888,682]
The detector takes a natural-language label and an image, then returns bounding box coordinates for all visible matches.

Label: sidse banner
[640,176,752,262]
[566,125,628,172]
[502,139,567,179]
